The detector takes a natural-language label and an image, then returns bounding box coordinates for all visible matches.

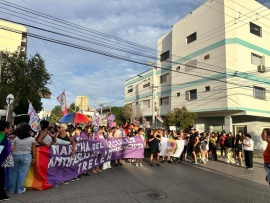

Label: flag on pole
[107,114,116,128]
[57,91,67,116]
[28,102,40,132]
[156,114,163,123]
[92,113,100,139]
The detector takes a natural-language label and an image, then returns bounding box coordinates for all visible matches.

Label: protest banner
[159,137,184,158]
[24,136,144,190]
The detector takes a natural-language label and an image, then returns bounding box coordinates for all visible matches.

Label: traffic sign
[6,94,14,105]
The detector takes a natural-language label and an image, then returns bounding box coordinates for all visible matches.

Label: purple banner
[47,137,144,186]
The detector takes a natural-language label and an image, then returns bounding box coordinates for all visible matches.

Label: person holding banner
[113,127,124,167]
[102,128,113,170]
[36,120,53,147]
[9,124,36,194]
[91,127,103,174]
[136,128,146,167]
[55,124,76,155]
[55,123,76,184]
[148,129,161,166]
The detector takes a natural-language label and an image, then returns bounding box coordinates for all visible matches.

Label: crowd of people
[1,119,270,202]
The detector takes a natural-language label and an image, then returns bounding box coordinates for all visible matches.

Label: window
[143,83,150,88]
[187,32,197,44]
[185,60,197,72]
[250,22,262,37]
[205,86,210,92]
[160,73,169,84]
[176,92,180,97]
[160,96,169,106]
[127,85,133,93]
[254,86,265,100]
[160,50,170,62]
[143,99,150,108]
[251,53,263,66]
[185,89,197,100]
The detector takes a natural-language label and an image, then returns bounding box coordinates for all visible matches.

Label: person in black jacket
[224,132,235,164]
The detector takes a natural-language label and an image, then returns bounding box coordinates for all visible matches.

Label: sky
[0,0,268,112]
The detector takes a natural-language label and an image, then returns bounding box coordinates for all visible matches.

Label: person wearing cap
[189,128,199,164]
[261,128,270,185]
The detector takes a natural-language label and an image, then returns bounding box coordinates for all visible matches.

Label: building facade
[0,20,27,53]
[124,0,270,149]
[0,20,27,122]
[75,96,89,112]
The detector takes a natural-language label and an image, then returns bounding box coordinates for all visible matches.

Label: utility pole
[100,103,104,118]
[151,63,156,129]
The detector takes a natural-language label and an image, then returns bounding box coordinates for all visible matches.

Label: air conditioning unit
[258,65,266,73]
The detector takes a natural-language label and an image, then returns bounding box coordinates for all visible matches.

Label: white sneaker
[136,163,138,167]
[139,163,143,166]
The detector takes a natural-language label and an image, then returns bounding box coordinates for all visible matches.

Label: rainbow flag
[24,147,52,190]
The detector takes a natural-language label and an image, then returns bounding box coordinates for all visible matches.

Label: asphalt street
[5,156,270,203]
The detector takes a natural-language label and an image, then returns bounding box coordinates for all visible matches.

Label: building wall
[124,0,270,147]
[0,20,27,52]
[223,0,270,117]
[76,96,89,111]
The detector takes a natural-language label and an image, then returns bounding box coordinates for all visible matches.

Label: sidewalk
[190,151,267,187]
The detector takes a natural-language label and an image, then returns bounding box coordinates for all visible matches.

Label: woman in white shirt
[243,134,254,170]
[9,124,36,194]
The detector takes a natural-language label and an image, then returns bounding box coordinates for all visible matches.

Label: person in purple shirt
[72,126,89,177]
[73,126,88,142]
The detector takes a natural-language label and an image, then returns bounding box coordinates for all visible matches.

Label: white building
[124,0,270,149]
[0,20,27,123]
[75,96,89,112]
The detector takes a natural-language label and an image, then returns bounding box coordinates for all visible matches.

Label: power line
[1,1,268,81]
[1,24,269,96]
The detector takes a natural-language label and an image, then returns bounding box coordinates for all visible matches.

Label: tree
[122,104,135,123]
[50,105,62,122]
[0,51,51,122]
[68,103,80,113]
[13,97,42,125]
[163,107,197,130]
[111,106,124,125]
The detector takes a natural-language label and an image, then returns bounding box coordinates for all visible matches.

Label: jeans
[264,163,270,183]
[9,154,32,193]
